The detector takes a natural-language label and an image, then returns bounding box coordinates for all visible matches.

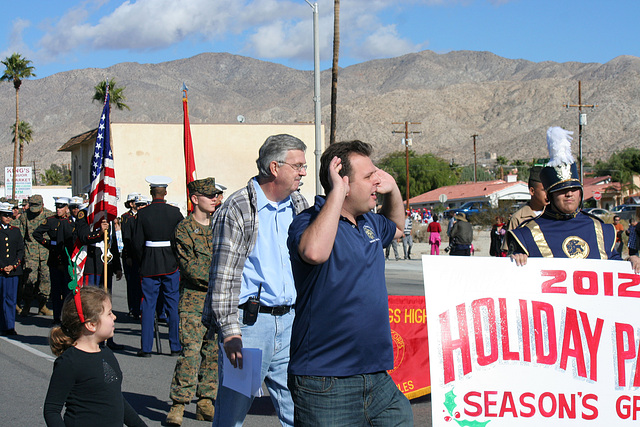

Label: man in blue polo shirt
[287,140,413,426]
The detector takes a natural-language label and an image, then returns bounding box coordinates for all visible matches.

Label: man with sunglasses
[203,134,308,427]
[32,196,76,324]
[166,177,221,426]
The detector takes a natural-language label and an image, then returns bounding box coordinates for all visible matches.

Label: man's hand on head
[375,168,398,195]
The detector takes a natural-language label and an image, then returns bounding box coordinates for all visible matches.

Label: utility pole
[392,121,421,211]
[471,134,480,183]
[564,81,597,184]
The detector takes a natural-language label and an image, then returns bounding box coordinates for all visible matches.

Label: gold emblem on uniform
[78,211,85,219]
[363,225,378,242]
[562,236,589,258]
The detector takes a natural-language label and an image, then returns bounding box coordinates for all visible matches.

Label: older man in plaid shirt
[202,134,308,427]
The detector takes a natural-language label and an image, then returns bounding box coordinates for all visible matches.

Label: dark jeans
[289,371,413,426]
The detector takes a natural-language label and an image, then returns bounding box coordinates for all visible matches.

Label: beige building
[59,122,323,215]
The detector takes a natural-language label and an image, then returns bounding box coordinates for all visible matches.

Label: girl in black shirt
[44,286,146,427]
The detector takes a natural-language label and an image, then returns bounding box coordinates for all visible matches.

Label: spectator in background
[402,211,413,259]
[490,216,507,257]
[613,215,625,255]
[449,212,473,256]
[427,216,442,255]
[627,214,639,256]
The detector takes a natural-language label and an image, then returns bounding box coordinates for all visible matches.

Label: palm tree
[1,53,36,199]
[92,78,130,111]
[11,120,33,166]
[330,0,340,145]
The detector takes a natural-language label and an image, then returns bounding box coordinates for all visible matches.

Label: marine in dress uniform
[32,196,76,324]
[165,178,221,426]
[133,176,184,357]
[121,193,142,318]
[0,202,24,336]
[508,127,620,262]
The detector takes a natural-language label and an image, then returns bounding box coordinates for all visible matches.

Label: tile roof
[408,180,526,204]
[58,128,98,152]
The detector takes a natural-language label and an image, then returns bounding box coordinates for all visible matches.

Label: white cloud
[356,25,421,59]
[2,18,34,60]
[31,0,431,64]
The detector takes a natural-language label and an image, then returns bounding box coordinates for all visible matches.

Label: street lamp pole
[305,0,322,195]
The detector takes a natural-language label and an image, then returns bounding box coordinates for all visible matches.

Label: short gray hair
[256,134,307,178]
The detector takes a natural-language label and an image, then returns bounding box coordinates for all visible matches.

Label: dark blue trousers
[140,271,180,353]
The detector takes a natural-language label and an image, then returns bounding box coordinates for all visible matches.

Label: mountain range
[1,50,639,179]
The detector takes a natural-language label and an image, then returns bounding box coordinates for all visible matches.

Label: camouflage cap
[8,199,19,208]
[188,177,220,197]
[29,194,44,213]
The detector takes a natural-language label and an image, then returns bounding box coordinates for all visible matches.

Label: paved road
[1,255,432,427]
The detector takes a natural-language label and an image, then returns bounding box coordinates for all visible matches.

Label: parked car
[443,201,490,219]
[611,204,640,221]
[583,207,610,220]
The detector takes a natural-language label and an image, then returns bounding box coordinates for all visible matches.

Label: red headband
[73,286,85,323]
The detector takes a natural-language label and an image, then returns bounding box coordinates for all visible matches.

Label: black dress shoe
[107,340,124,350]
[136,350,152,358]
[1,329,17,336]
[170,350,181,356]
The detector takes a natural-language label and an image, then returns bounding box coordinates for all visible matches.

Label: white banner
[4,166,32,199]
[423,256,640,426]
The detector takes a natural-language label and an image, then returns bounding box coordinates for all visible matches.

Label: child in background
[43,286,146,427]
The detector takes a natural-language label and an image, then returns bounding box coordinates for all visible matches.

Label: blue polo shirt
[287,196,396,376]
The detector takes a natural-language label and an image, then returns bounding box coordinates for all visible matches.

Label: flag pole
[103,215,108,291]
[183,83,197,213]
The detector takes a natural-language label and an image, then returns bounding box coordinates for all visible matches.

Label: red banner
[183,88,197,212]
[388,295,431,399]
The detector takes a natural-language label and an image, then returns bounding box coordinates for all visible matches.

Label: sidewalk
[389,227,492,259]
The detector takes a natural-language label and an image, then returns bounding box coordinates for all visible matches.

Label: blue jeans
[140,271,180,353]
[213,308,295,427]
[289,371,413,426]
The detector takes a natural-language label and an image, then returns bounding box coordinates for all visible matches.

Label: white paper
[222,347,263,398]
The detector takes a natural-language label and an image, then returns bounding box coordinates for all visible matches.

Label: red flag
[183,84,197,211]
[388,295,431,400]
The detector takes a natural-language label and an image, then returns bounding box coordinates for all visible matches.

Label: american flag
[87,91,118,227]
[71,89,117,286]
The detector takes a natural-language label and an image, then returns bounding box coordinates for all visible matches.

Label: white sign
[594,191,602,201]
[4,166,32,199]
[423,256,640,426]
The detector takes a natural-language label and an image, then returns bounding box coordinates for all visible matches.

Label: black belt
[238,302,293,316]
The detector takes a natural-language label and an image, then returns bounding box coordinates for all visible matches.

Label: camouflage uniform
[17,195,54,314]
[169,213,218,404]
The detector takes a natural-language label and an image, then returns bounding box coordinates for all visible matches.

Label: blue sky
[1,0,638,79]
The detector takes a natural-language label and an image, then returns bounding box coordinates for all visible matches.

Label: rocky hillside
[0,50,639,178]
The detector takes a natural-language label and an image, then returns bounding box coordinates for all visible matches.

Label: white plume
[546,127,575,167]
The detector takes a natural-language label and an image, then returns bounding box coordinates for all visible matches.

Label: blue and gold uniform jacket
[508,211,620,260]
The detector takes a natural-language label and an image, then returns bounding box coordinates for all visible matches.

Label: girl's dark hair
[49,286,110,357]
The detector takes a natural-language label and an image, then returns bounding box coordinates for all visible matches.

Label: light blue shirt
[239,178,296,306]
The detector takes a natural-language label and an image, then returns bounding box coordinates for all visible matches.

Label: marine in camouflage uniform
[17,195,54,316]
[166,177,220,426]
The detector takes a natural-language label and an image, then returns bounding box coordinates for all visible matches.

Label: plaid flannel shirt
[202,177,308,340]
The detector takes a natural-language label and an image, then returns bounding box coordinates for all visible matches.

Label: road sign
[593,190,601,201]
[439,194,447,204]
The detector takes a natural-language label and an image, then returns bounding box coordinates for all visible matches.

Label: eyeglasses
[278,162,308,172]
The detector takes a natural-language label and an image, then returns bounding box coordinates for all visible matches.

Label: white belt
[145,241,170,247]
